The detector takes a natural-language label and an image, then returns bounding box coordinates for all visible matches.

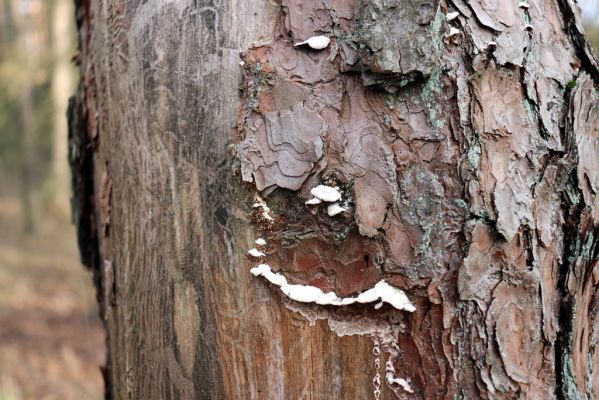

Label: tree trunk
[19,83,34,233]
[50,0,74,215]
[70,0,599,398]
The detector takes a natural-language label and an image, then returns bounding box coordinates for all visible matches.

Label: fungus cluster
[248,237,268,258]
[242,28,419,396]
[305,184,347,217]
[252,195,274,222]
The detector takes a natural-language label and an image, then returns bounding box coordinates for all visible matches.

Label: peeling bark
[72,0,599,398]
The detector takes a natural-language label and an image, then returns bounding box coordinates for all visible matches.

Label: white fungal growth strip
[315,291,339,305]
[305,197,322,205]
[310,185,342,202]
[248,248,265,257]
[249,264,416,311]
[387,375,414,393]
[373,281,417,312]
[250,264,288,287]
[355,287,380,303]
[327,202,346,217]
[252,195,274,222]
[294,35,331,50]
[281,284,324,303]
[386,360,414,393]
[255,238,267,246]
[446,11,459,21]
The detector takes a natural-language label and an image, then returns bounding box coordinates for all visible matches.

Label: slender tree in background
[14,1,37,232]
[0,0,66,230]
[71,0,599,398]
[50,0,74,215]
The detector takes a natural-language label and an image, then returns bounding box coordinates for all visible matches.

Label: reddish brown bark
[71,0,599,398]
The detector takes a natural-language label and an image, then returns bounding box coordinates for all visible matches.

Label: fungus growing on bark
[367,281,417,312]
[385,360,414,393]
[519,2,530,9]
[249,264,416,311]
[326,202,346,216]
[281,284,326,303]
[305,197,322,205]
[250,264,288,287]
[446,11,459,21]
[252,195,274,222]
[446,27,461,38]
[255,238,267,246]
[293,35,331,50]
[248,248,265,258]
[310,185,342,202]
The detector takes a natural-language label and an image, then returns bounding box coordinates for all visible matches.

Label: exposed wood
[71,0,599,398]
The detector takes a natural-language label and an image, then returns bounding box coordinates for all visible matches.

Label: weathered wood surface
[70,0,599,398]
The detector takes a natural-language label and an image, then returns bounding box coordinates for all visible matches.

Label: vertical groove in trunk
[71,0,599,398]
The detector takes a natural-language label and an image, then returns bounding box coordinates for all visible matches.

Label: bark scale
[70,0,599,398]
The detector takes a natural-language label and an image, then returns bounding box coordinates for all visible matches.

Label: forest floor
[0,196,104,400]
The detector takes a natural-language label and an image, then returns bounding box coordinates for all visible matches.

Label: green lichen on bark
[420,67,445,130]
[353,0,442,89]
[561,304,582,399]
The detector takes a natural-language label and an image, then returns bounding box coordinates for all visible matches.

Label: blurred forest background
[0,1,597,400]
[582,0,599,49]
[0,0,103,399]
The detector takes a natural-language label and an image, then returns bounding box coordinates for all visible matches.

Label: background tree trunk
[50,0,74,215]
[70,0,599,398]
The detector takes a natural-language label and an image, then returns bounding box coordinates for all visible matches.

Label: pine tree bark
[70,0,599,398]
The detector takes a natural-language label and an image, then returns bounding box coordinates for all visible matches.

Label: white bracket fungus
[310,185,342,202]
[446,11,459,21]
[252,194,274,222]
[326,202,346,217]
[525,24,534,31]
[446,27,461,38]
[255,238,267,246]
[248,248,266,258]
[305,197,323,205]
[294,35,331,50]
[519,2,530,9]
[250,264,416,312]
[306,185,346,216]
[250,264,288,287]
